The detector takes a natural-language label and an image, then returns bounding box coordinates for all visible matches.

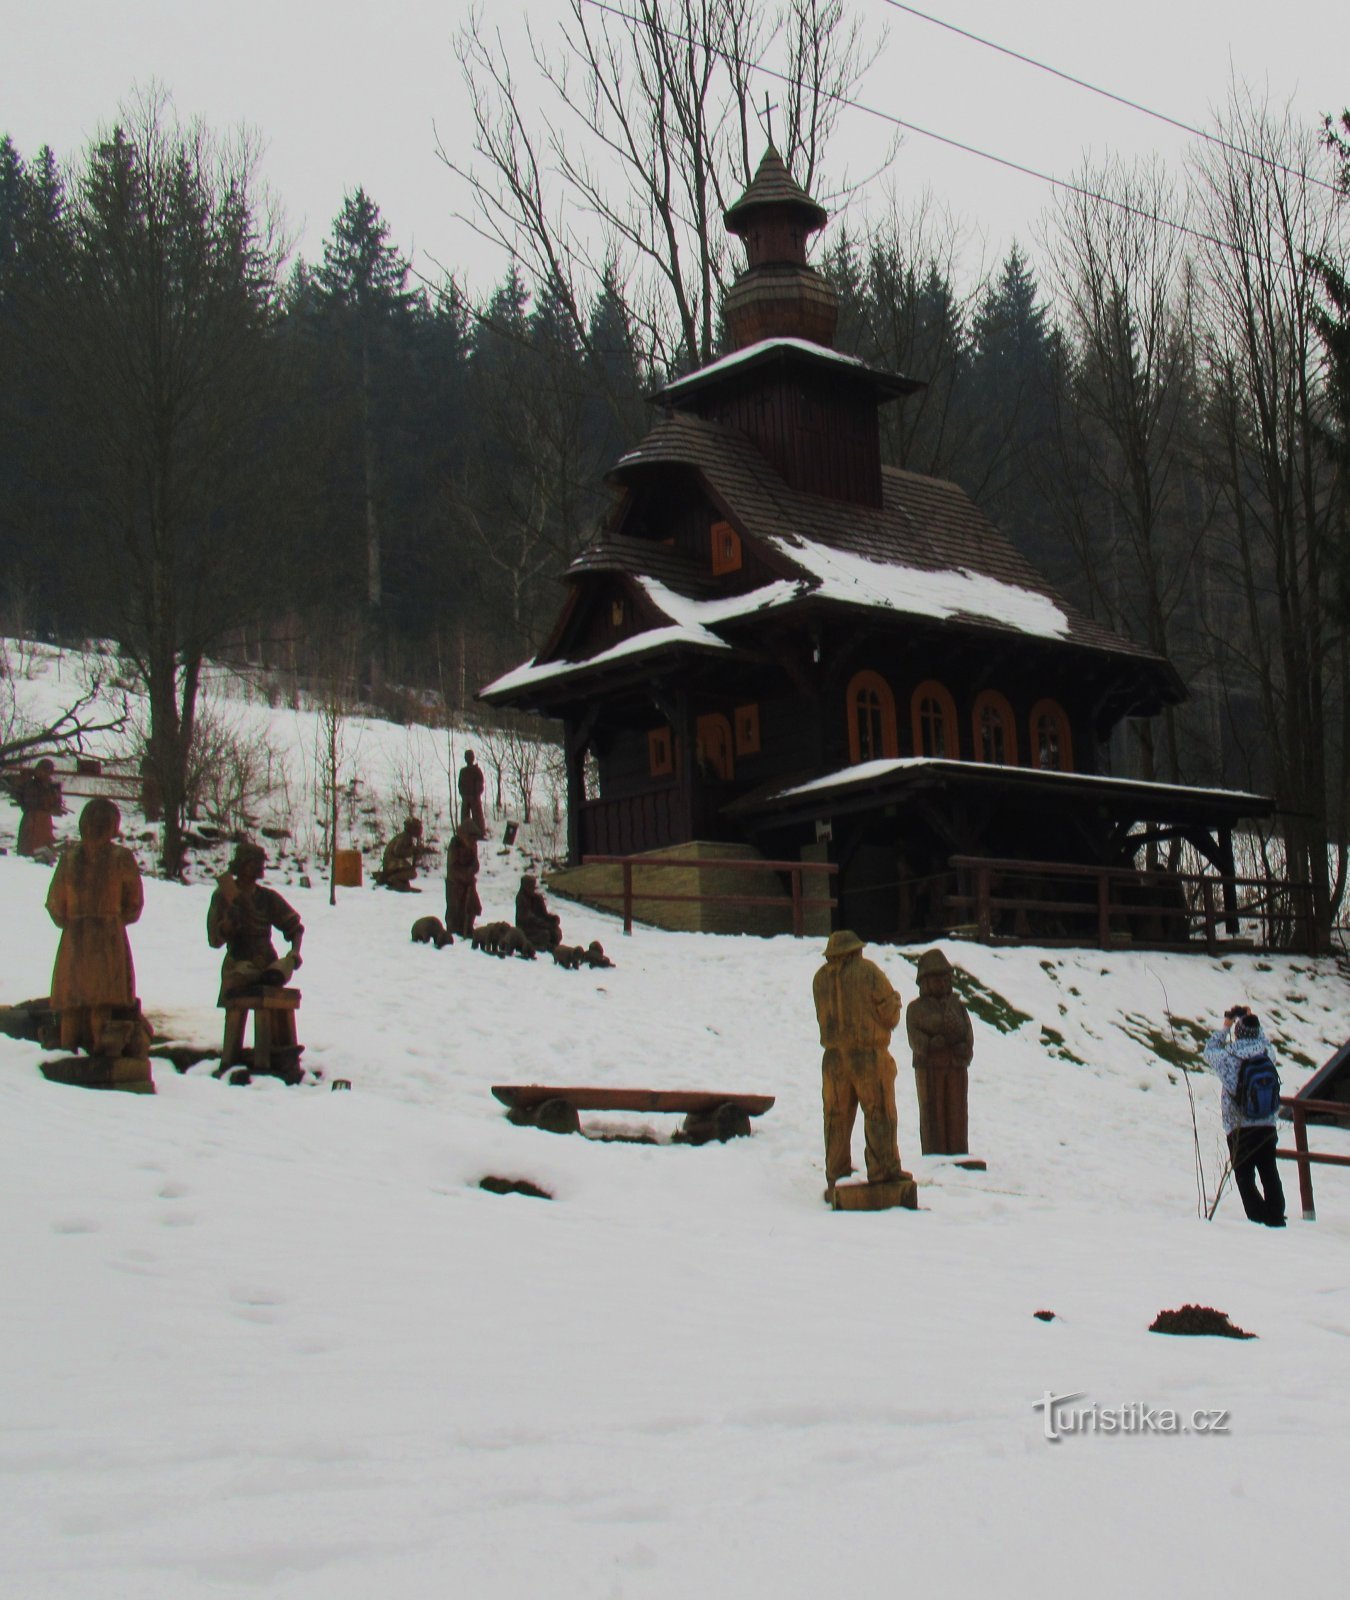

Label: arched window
[696,713,735,782]
[911,680,959,760]
[846,670,898,764]
[1030,699,1074,773]
[973,691,1018,766]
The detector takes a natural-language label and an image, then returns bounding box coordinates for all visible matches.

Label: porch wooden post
[1218,829,1240,935]
[1097,871,1111,949]
[1200,879,1218,956]
[791,868,804,938]
[565,736,584,865]
[623,860,634,936]
[675,689,698,840]
[976,865,991,943]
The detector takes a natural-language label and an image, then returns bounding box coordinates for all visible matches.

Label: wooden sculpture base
[40,1055,155,1094]
[830,1176,918,1212]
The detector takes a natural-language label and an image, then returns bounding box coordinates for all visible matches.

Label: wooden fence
[1278,1096,1350,1221]
[945,855,1317,955]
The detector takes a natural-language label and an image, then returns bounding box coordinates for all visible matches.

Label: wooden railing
[577,786,686,858]
[581,853,838,936]
[945,855,1317,955]
[1278,1096,1350,1221]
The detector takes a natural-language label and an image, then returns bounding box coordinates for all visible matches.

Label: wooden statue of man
[16,758,65,858]
[906,948,974,1155]
[445,824,482,938]
[45,798,144,1054]
[373,817,423,892]
[812,929,906,1191]
[458,750,487,838]
[515,873,562,951]
[207,841,304,1044]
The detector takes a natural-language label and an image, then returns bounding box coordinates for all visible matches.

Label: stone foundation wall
[548,841,832,938]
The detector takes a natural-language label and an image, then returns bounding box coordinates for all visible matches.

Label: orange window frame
[1030,698,1074,772]
[846,670,898,764]
[711,520,743,575]
[696,713,735,781]
[973,690,1018,766]
[911,680,959,760]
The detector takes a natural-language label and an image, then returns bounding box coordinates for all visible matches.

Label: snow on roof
[480,611,734,700]
[481,576,804,698]
[636,575,800,627]
[651,337,871,401]
[773,536,1071,640]
[771,756,1268,806]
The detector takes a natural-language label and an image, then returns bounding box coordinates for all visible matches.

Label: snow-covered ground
[3,649,1350,1598]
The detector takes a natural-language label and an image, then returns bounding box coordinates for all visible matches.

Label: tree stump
[677,1101,754,1144]
[507,1097,582,1135]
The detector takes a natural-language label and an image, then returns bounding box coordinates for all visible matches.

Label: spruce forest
[0,0,1348,929]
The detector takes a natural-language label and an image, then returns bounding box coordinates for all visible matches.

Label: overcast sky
[4,1,1347,295]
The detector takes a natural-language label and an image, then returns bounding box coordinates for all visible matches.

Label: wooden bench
[492,1084,774,1143]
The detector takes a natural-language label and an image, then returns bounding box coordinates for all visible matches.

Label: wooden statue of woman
[17,758,65,857]
[906,948,974,1155]
[45,798,144,1053]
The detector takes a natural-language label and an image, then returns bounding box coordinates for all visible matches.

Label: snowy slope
[3,655,1350,1598]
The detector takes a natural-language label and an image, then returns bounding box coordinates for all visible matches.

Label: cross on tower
[762,92,779,148]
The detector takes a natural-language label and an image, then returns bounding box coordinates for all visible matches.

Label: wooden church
[482,150,1270,943]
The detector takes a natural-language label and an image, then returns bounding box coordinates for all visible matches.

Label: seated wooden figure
[44,798,149,1077]
[515,873,562,951]
[906,948,975,1155]
[16,757,66,858]
[373,817,423,892]
[207,842,305,1083]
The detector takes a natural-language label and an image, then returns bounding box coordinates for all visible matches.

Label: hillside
[3,651,1350,1598]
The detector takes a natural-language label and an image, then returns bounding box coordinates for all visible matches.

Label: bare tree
[446,0,883,375]
[1191,85,1347,941]
[1042,158,1206,787]
[0,647,128,769]
[31,88,289,878]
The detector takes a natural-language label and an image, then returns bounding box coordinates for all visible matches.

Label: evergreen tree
[315,189,420,688]
[966,246,1065,581]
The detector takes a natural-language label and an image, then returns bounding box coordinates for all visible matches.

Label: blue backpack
[1236,1052,1281,1121]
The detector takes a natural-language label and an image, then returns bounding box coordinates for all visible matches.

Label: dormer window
[711,520,742,575]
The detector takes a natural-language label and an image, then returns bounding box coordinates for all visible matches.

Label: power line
[579,0,1241,255]
[879,0,1341,197]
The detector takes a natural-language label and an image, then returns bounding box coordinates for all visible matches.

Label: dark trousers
[1228,1127,1286,1225]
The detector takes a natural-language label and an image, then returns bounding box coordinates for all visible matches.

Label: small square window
[610,598,625,627]
[711,520,742,575]
[648,726,673,777]
[734,703,760,755]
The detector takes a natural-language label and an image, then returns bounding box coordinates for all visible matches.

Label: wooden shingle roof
[606,412,1167,666]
